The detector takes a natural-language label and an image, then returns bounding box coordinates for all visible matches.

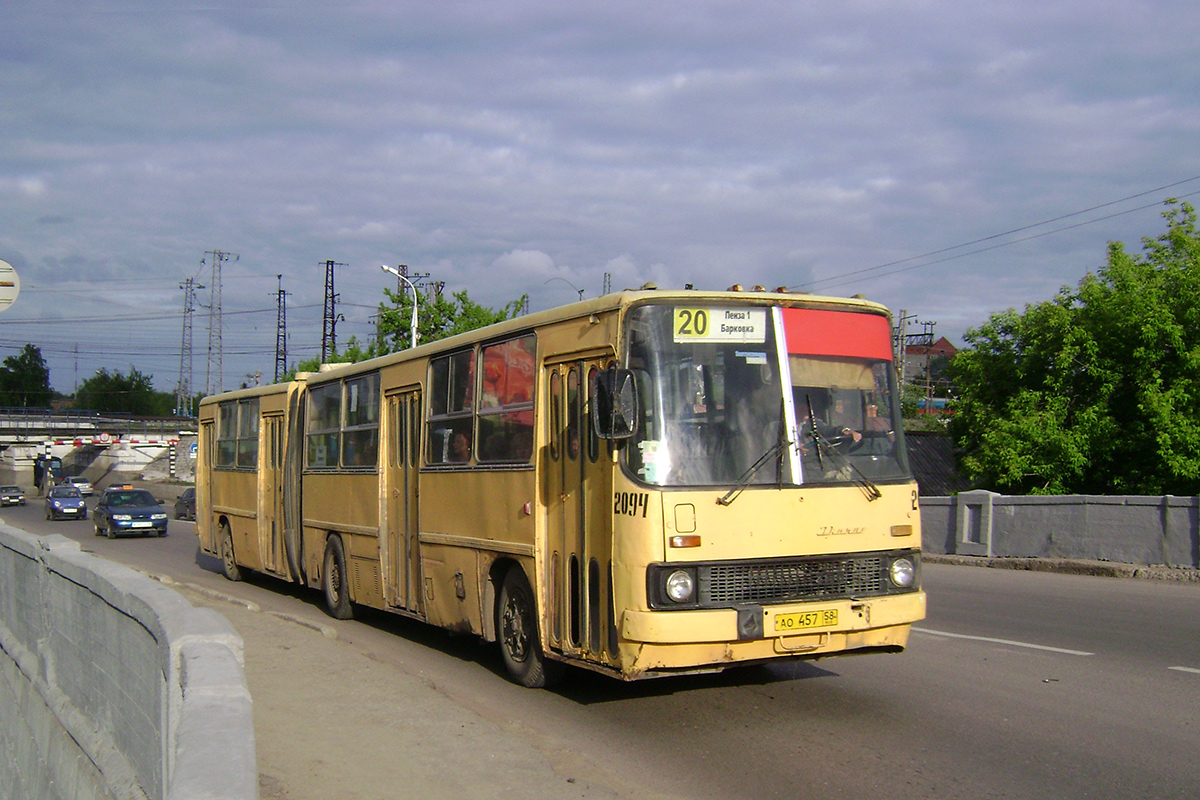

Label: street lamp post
[380,264,419,350]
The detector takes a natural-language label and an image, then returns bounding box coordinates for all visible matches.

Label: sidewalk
[923,552,1200,581]
[160,576,625,800]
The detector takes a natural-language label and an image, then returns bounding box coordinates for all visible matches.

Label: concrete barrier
[921,491,1200,569]
[0,523,256,800]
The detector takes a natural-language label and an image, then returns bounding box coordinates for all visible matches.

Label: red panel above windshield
[781,308,893,360]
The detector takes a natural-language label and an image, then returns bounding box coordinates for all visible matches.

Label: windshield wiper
[716,436,792,506]
[805,394,881,502]
[718,399,791,506]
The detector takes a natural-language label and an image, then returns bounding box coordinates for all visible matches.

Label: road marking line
[1168,666,1200,675]
[913,627,1094,656]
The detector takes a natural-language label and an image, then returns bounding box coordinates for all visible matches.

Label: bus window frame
[427,348,476,466]
[305,373,381,472]
[216,398,259,471]
[341,373,381,470]
[476,333,536,464]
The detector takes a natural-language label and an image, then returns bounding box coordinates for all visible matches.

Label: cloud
[0,1,1198,392]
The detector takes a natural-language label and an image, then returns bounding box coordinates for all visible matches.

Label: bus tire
[220,524,243,582]
[498,567,563,688]
[323,535,354,620]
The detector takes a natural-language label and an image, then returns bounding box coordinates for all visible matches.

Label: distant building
[902,336,957,386]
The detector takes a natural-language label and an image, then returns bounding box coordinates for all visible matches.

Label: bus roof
[202,287,891,401]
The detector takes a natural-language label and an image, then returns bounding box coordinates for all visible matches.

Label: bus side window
[549,370,562,461]
[567,368,580,461]
[428,350,475,465]
[587,366,600,463]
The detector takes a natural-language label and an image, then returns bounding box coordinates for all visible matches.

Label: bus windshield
[623,303,910,488]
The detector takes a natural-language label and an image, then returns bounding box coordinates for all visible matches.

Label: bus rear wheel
[220,524,242,582]
[498,567,562,688]
[322,535,354,620]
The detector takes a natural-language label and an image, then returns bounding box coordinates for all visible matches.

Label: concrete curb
[924,553,1200,582]
[0,522,258,800]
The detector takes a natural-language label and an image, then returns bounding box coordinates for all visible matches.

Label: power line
[796,175,1200,292]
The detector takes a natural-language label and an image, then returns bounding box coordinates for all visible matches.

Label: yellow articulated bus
[197,287,925,686]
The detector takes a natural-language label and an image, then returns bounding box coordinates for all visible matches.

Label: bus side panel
[301,472,383,604]
[417,469,536,633]
[213,469,265,572]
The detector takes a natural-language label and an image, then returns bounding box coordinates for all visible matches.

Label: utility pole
[274,275,290,382]
[603,272,612,295]
[320,260,348,361]
[177,276,204,417]
[893,309,918,385]
[203,249,237,396]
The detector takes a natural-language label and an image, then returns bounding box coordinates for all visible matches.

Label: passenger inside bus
[450,431,471,463]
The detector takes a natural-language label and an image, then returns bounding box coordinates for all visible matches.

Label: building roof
[905,336,958,357]
[905,430,970,497]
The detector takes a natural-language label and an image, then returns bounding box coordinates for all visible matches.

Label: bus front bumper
[619,591,926,672]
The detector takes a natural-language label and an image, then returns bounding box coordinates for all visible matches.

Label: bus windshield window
[623,304,910,488]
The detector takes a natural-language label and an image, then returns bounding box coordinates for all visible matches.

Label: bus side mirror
[591,368,638,440]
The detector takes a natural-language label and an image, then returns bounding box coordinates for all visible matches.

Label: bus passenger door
[385,390,421,611]
[545,359,617,665]
[260,413,285,574]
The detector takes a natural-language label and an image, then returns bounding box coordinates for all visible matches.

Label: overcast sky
[3,1,1199,398]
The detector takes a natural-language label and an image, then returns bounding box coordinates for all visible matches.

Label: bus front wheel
[498,567,562,688]
[220,524,243,582]
[322,535,354,620]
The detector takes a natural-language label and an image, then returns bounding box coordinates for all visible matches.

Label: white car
[63,476,94,496]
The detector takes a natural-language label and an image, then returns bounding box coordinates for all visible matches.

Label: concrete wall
[0,523,256,800]
[921,491,1200,569]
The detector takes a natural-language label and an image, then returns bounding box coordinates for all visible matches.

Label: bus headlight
[664,569,696,603]
[889,557,916,588]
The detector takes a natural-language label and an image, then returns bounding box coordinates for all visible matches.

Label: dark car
[45,485,87,521]
[173,487,196,521]
[93,486,168,538]
[0,485,26,506]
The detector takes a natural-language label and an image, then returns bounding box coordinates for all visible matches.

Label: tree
[75,367,164,415]
[0,344,52,407]
[286,287,526,378]
[375,286,526,354]
[948,201,1200,495]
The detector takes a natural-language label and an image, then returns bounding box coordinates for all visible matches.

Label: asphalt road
[7,497,1199,800]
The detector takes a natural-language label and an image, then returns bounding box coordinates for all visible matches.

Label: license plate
[774,608,838,633]
[63,508,79,514]
[131,521,152,528]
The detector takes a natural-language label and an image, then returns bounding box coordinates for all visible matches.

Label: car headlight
[664,569,696,603]
[889,557,916,588]
[112,513,132,521]
[152,513,167,521]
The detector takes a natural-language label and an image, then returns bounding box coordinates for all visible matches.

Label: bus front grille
[701,555,885,605]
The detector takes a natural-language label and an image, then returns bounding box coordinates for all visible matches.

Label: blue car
[93,486,168,538]
[45,485,87,521]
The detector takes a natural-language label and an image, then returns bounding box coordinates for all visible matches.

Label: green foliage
[948,201,1200,495]
[376,286,526,353]
[283,288,527,380]
[0,344,52,407]
[75,367,169,415]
